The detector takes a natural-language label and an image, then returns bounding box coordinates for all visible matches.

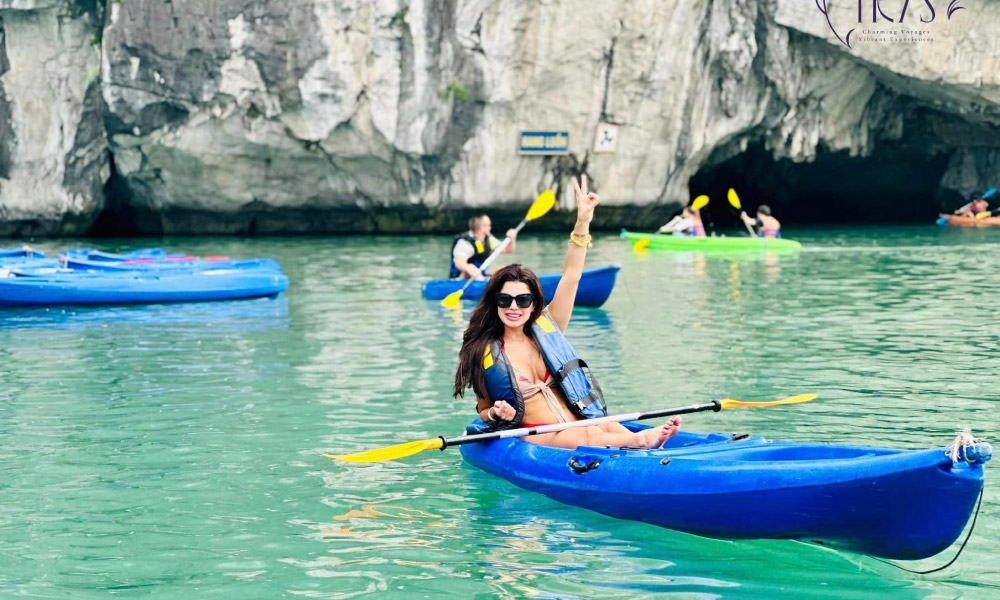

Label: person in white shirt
[450,214,517,280]
[657,206,705,237]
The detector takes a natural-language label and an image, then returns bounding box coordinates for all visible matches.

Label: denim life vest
[466,313,607,434]
[449,232,495,278]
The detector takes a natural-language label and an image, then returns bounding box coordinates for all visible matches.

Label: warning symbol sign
[593,123,619,153]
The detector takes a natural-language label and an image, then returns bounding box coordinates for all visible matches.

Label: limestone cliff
[0,0,997,234]
[0,0,106,235]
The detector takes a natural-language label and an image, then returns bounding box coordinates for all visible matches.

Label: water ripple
[0,233,996,598]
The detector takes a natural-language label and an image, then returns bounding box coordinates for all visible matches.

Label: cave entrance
[688,141,958,226]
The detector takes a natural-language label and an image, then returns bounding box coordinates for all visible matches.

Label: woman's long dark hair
[453,264,545,400]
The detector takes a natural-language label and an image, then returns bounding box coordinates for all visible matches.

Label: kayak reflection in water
[741,204,782,238]
[452,175,682,450]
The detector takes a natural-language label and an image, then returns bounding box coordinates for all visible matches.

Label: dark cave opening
[688,141,962,227]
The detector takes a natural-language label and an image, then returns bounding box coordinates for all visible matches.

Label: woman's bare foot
[636,417,682,449]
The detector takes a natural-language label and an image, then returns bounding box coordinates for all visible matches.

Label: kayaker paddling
[740,204,782,238]
[657,205,706,237]
[953,197,989,218]
[454,175,682,450]
[450,213,518,280]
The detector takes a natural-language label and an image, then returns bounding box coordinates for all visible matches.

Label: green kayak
[621,230,802,252]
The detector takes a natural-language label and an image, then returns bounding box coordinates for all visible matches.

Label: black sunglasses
[495,293,535,309]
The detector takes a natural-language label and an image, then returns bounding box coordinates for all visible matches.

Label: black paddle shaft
[439,400,723,449]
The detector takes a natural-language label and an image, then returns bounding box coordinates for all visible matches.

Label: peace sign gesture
[571,174,600,226]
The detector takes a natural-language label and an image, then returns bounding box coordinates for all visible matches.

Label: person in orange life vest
[453,175,682,449]
[658,205,706,237]
[741,204,782,238]
[449,214,518,280]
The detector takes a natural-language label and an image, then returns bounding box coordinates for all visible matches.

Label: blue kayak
[0,247,45,259]
[420,265,620,307]
[460,422,991,560]
[61,256,281,273]
[0,257,59,272]
[58,248,175,261]
[0,268,289,306]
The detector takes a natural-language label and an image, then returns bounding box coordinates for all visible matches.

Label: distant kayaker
[450,214,518,280]
[453,175,682,450]
[954,198,989,218]
[657,205,706,237]
[741,204,782,238]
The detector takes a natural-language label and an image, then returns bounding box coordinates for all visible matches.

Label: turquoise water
[0,225,997,598]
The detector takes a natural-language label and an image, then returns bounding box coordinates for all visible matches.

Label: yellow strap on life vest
[535,315,555,333]
[475,240,485,253]
[483,345,494,369]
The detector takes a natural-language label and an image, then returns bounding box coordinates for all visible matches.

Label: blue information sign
[519,131,569,155]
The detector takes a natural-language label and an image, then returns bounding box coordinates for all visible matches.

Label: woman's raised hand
[572,175,600,226]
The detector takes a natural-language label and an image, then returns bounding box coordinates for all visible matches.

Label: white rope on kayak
[947,429,980,463]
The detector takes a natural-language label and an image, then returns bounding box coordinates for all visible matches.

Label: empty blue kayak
[58,248,176,261]
[0,257,59,272]
[61,256,281,273]
[420,265,620,307]
[0,268,289,306]
[460,422,991,560]
[0,247,45,259]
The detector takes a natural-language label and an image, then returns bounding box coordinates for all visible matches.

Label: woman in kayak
[657,205,706,237]
[453,175,682,450]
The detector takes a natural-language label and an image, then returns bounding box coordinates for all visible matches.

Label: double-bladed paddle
[633,194,710,253]
[326,393,817,463]
[938,187,996,225]
[441,190,557,309]
[727,188,759,238]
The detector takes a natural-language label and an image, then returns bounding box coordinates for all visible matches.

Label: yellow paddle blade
[633,238,650,253]
[527,189,557,221]
[691,195,709,210]
[975,210,992,219]
[441,289,463,309]
[727,188,742,210]
[719,393,817,410]
[325,438,445,463]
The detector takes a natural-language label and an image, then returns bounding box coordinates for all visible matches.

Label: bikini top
[510,364,571,423]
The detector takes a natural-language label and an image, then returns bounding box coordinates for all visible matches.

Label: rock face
[1,0,999,234]
[0,0,107,235]
[98,0,489,233]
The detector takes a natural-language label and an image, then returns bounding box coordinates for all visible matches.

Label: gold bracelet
[569,232,592,248]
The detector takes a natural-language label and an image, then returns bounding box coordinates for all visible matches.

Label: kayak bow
[460,425,990,560]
